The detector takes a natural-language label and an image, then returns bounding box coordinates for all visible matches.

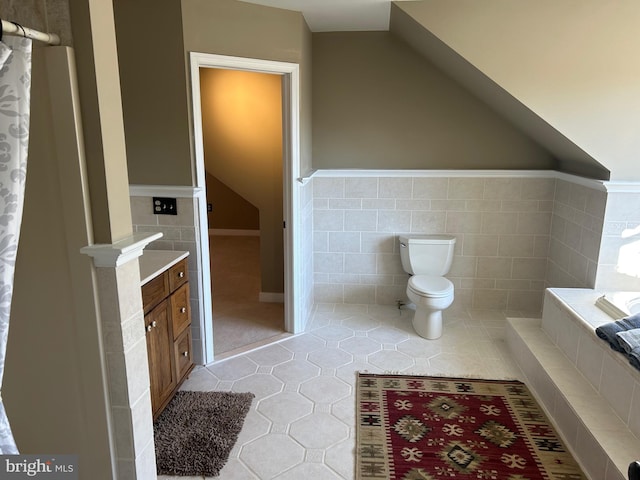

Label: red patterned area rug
[356,373,586,480]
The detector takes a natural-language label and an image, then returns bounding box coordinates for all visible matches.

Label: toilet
[399,234,456,339]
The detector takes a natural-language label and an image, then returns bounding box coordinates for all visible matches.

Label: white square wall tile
[462,235,499,257]
[516,212,552,235]
[568,251,589,284]
[579,228,602,261]
[329,198,362,210]
[130,197,158,225]
[314,210,345,231]
[431,199,466,211]
[345,177,378,199]
[447,178,484,200]
[507,290,543,313]
[575,332,604,390]
[376,253,405,275]
[530,368,557,413]
[501,200,539,212]
[377,210,411,233]
[410,211,446,233]
[313,198,329,209]
[314,284,344,303]
[314,232,329,252]
[329,232,361,253]
[575,423,608,480]
[446,211,482,234]
[344,253,377,274]
[379,177,412,199]
[555,313,580,364]
[328,273,360,284]
[553,393,579,447]
[498,235,535,257]
[481,212,518,235]
[483,178,522,200]
[397,199,430,210]
[512,258,547,280]
[540,297,561,343]
[313,177,345,198]
[476,257,512,279]
[314,253,344,274]
[599,354,635,423]
[412,177,448,199]
[361,233,395,253]
[362,198,395,210]
[568,184,590,212]
[344,210,377,232]
[521,178,556,201]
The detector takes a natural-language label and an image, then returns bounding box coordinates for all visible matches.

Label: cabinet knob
[180,307,187,313]
[146,325,152,332]
[151,321,157,328]
[178,271,184,278]
[182,351,189,357]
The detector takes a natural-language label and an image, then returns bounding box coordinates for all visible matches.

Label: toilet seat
[408,275,453,298]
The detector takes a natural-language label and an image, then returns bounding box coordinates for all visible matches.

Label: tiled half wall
[128,174,640,348]
[312,173,556,313]
[547,179,607,289]
[129,188,206,364]
[311,171,640,313]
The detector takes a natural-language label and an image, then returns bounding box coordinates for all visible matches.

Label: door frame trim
[189,52,302,364]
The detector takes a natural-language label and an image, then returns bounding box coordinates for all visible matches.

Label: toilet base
[412,306,443,339]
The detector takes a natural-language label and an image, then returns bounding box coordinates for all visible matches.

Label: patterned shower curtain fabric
[0,36,32,454]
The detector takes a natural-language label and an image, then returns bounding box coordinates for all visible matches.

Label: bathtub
[508,288,640,479]
[596,291,640,319]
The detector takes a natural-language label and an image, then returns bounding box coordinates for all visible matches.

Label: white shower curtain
[0,35,32,454]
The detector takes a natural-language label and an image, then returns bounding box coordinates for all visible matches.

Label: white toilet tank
[399,234,456,276]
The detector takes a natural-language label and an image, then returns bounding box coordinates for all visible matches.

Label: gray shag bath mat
[153,390,255,476]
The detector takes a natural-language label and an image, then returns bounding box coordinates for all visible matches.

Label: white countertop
[139,250,189,285]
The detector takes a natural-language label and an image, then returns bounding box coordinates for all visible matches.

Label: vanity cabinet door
[145,300,177,416]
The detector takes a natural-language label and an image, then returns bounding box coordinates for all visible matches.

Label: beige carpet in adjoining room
[209,235,285,357]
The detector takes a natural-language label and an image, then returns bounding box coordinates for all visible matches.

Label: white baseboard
[209,229,260,236]
[259,292,284,303]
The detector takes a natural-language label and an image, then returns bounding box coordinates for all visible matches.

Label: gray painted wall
[312,32,556,171]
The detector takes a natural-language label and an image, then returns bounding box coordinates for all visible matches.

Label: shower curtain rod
[1,19,60,46]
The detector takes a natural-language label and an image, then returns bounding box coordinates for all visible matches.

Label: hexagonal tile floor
[161,304,528,479]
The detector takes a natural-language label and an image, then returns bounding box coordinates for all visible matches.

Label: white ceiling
[239,0,400,32]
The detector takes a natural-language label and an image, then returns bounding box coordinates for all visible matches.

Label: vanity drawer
[142,273,169,314]
[170,283,190,339]
[168,258,188,293]
[174,328,193,381]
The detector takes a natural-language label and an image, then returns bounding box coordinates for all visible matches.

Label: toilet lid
[408,275,454,298]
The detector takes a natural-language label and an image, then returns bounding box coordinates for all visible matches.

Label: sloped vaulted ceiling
[391,0,640,181]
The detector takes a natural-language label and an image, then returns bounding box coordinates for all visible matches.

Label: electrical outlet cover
[152,197,178,215]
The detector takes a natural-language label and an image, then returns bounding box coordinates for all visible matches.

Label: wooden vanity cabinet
[141,257,194,419]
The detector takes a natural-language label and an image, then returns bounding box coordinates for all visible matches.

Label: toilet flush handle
[400,242,407,248]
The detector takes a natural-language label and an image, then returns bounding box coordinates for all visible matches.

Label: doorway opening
[190,53,303,364]
[201,68,286,357]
